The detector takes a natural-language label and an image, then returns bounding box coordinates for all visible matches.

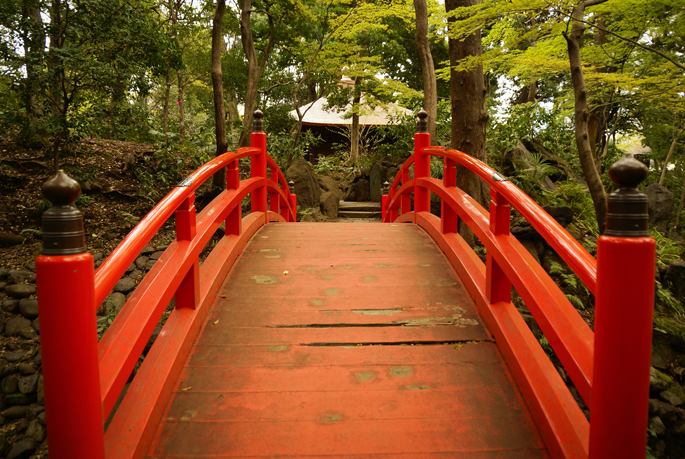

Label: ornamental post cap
[382,181,390,196]
[605,154,649,237]
[609,154,648,189]
[42,170,81,206]
[288,180,295,193]
[41,170,86,255]
[416,109,428,133]
[253,109,264,132]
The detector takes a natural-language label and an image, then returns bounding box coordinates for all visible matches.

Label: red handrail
[35,116,297,459]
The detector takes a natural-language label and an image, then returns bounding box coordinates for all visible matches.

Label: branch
[258,81,296,93]
[560,8,685,71]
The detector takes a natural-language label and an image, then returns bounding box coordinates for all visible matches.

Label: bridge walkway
[146,222,549,458]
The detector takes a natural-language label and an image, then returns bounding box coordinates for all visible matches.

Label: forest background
[1,0,685,388]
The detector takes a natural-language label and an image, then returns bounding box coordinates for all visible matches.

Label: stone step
[338,210,382,219]
[338,201,382,212]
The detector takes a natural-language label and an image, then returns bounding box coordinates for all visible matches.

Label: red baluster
[250,110,267,219]
[414,110,431,219]
[269,166,279,215]
[486,188,511,304]
[280,179,290,221]
[381,181,390,221]
[288,180,297,222]
[442,157,458,234]
[401,168,410,216]
[175,193,199,309]
[35,172,105,459]
[226,159,242,235]
[590,155,656,459]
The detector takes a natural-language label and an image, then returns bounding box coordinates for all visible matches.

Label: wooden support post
[250,110,267,218]
[486,188,511,304]
[175,193,199,309]
[414,109,431,220]
[442,157,458,234]
[35,172,105,459]
[226,159,241,235]
[381,181,390,222]
[590,155,655,459]
[401,168,411,216]
[269,166,279,215]
[289,180,297,222]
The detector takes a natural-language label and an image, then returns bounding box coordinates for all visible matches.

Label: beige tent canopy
[288,98,412,127]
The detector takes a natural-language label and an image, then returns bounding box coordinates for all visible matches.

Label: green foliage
[651,229,683,266]
[548,182,599,236]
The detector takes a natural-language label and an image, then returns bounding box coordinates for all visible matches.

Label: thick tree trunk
[414,0,437,139]
[22,0,44,135]
[445,0,488,245]
[177,70,185,145]
[211,0,228,190]
[563,0,608,234]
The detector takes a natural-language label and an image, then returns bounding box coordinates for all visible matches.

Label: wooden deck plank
[147,222,548,458]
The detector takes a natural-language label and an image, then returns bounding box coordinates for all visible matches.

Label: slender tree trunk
[414,0,437,139]
[211,0,228,190]
[350,75,362,166]
[239,0,259,147]
[659,126,685,185]
[177,70,186,145]
[563,0,608,234]
[163,68,170,143]
[445,0,488,229]
[672,144,685,235]
[22,0,44,137]
[308,83,317,103]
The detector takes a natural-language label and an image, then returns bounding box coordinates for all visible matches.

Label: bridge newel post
[250,109,268,220]
[486,189,511,303]
[175,193,199,309]
[226,159,242,235]
[288,180,297,222]
[381,181,389,221]
[589,154,655,459]
[34,171,106,459]
[442,157,458,233]
[414,109,431,221]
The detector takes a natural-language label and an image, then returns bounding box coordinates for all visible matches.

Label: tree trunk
[672,144,685,235]
[659,126,685,185]
[239,0,259,147]
[211,0,228,191]
[163,68,170,144]
[563,0,608,234]
[177,69,186,145]
[308,83,317,103]
[414,0,437,139]
[445,0,488,245]
[350,75,362,166]
[21,0,44,136]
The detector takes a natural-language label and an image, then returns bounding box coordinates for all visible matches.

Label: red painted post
[589,155,656,459]
[226,159,242,235]
[442,157,458,234]
[175,193,199,309]
[280,181,290,222]
[381,181,390,221]
[288,180,297,222]
[269,166,280,215]
[401,168,411,216]
[250,110,267,217]
[34,171,105,459]
[486,188,511,304]
[414,109,431,219]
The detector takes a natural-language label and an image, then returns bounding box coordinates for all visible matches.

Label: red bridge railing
[382,111,656,459]
[35,111,296,459]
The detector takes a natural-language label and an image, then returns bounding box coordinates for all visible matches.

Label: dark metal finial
[253,109,264,133]
[41,170,86,255]
[605,154,649,237]
[416,109,428,133]
[382,181,390,196]
[288,180,295,194]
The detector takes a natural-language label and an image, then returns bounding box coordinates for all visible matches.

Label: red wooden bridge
[35,111,656,459]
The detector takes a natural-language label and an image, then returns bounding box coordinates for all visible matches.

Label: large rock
[663,259,685,303]
[7,271,35,284]
[5,316,32,337]
[318,176,342,201]
[5,284,36,299]
[6,438,36,459]
[353,178,371,202]
[370,163,383,202]
[320,192,339,219]
[286,159,321,209]
[19,299,38,319]
[645,183,674,232]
